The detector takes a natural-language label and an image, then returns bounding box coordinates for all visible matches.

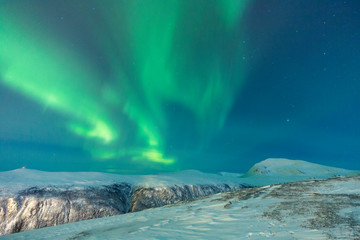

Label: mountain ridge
[0,158,358,235]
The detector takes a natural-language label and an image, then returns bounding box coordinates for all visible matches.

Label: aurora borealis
[1,0,360,173]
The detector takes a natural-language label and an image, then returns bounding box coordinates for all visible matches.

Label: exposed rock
[0,182,246,235]
[130,184,248,212]
[0,183,131,235]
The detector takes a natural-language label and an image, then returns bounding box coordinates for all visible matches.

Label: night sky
[1,0,360,174]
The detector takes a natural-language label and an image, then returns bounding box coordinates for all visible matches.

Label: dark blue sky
[0,0,359,173]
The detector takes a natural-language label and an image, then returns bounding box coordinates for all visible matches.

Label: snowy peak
[246,158,359,178]
[238,158,360,187]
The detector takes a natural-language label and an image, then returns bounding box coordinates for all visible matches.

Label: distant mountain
[241,158,360,186]
[247,158,359,177]
[0,158,358,236]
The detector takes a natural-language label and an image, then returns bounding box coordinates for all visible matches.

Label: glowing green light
[138,149,175,165]
[218,0,250,28]
[67,121,115,143]
[90,147,175,165]
[0,11,117,144]
[0,1,252,170]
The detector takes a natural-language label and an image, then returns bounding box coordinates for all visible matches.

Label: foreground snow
[2,174,359,240]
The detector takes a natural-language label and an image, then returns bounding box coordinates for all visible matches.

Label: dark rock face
[0,183,246,235]
[0,183,132,235]
[130,184,248,212]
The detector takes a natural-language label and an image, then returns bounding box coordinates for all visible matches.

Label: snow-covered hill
[0,158,358,236]
[247,158,358,177]
[241,158,360,186]
[2,174,359,239]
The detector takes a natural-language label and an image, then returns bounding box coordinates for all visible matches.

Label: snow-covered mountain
[2,174,360,239]
[0,158,358,237]
[247,158,358,177]
[241,158,360,186]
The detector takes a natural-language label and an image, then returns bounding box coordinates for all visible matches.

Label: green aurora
[0,0,251,171]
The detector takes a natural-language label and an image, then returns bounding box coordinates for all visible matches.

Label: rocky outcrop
[0,183,131,235]
[0,182,247,235]
[130,184,248,212]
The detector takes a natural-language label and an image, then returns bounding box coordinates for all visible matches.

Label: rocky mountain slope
[0,169,246,235]
[0,158,358,236]
[2,174,360,239]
